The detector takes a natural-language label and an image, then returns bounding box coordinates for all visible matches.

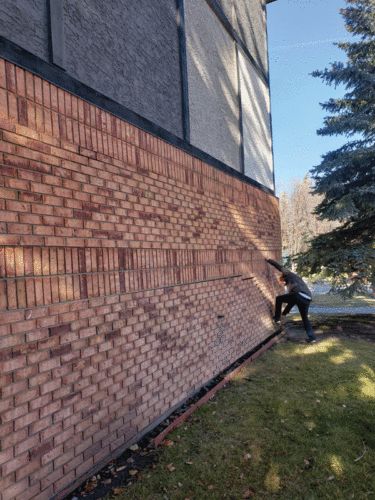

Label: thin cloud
[271,37,351,51]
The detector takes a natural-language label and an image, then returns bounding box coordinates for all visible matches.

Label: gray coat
[267,260,312,304]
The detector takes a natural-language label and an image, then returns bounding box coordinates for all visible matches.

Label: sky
[266,0,351,195]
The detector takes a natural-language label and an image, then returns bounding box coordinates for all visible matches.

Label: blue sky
[266,0,351,194]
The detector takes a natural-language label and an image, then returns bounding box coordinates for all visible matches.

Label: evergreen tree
[295,0,375,294]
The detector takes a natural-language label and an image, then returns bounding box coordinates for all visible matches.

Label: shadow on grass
[106,338,375,500]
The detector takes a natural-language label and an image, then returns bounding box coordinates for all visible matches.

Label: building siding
[185,0,241,172]
[0,58,281,500]
[63,0,184,138]
[239,49,273,190]
[0,0,50,62]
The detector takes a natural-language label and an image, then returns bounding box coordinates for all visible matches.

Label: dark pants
[275,293,316,341]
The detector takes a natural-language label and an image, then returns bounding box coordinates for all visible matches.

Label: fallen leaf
[244,453,251,460]
[113,489,123,495]
[316,400,320,403]
[117,466,126,472]
[152,463,156,469]
[178,482,183,487]
[167,463,175,472]
[208,485,213,489]
[281,419,285,423]
[129,470,138,476]
[312,448,317,451]
[327,476,334,481]
[129,444,139,451]
[164,440,174,447]
[186,462,193,465]
[304,460,309,465]
[243,492,251,498]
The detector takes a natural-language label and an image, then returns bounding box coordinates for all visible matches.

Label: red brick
[2,477,29,500]
[0,234,19,245]
[2,452,29,476]
[6,200,30,213]
[29,440,54,462]
[54,469,76,494]
[14,433,40,456]
[0,88,8,119]
[49,323,71,336]
[0,58,6,88]
[5,61,16,92]
[0,446,14,467]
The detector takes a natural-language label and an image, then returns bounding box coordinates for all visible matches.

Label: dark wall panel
[63,0,184,138]
[0,0,50,62]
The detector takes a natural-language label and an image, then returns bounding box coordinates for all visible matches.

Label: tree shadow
[184,0,273,190]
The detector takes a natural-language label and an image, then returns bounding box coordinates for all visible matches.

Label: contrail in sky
[272,37,352,51]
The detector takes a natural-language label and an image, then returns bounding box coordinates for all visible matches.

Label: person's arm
[266,259,285,273]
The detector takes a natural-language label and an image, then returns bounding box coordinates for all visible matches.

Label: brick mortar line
[0,267,251,281]
[0,274,250,314]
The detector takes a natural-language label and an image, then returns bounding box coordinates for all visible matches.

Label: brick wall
[0,58,282,500]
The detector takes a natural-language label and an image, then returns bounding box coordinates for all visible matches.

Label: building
[0,1,281,499]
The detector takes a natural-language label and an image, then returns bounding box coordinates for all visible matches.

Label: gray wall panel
[216,0,234,24]
[63,0,183,138]
[239,50,273,190]
[0,0,49,62]
[185,0,241,172]
[234,0,268,78]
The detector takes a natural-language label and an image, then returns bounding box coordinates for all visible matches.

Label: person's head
[279,275,287,286]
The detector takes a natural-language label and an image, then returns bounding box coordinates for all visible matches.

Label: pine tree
[295,0,375,294]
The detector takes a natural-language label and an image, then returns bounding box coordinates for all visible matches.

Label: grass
[106,339,375,500]
[311,294,375,308]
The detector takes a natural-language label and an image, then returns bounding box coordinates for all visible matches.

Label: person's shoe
[272,316,281,324]
[308,339,317,344]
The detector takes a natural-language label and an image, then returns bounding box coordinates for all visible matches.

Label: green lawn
[107,339,375,500]
[311,294,375,308]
